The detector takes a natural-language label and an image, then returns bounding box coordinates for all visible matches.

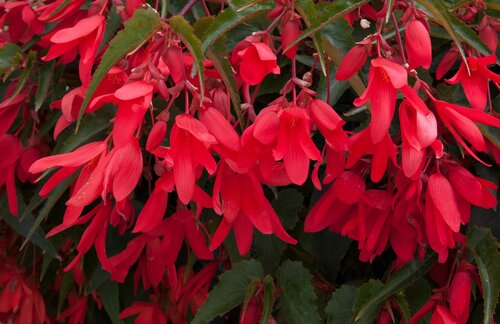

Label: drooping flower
[273,107,321,185]
[309,99,348,152]
[433,99,500,162]
[42,14,105,86]
[399,100,437,178]
[210,161,296,255]
[446,55,500,110]
[449,269,471,324]
[280,16,301,60]
[346,127,398,183]
[353,58,430,143]
[37,0,86,22]
[436,48,459,80]
[110,211,213,289]
[232,37,280,85]
[304,171,366,233]
[119,299,167,324]
[405,18,432,69]
[0,134,24,215]
[0,2,44,43]
[168,114,217,204]
[335,45,369,81]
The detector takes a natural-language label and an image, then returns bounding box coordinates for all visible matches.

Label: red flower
[354,58,423,143]
[280,17,301,59]
[233,39,280,85]
[433,99,500,162]
[42,14,105,86]
[346,127,398,183]
[120,300,167,324]
[210,161,296,255]
[449,270,471,324]
[273,107,321,185]
[304,171,365,233]
[399,100,437,178]
[446,55,500,110]
[111,81,154,148]
[168,114,217,204]
[335,45,369,81]
[309,99,348,152]
[0,134,24,215]
[1,2,44,43]
[37,0,85,22]
[436,49,459,80]
[405,18,432,69]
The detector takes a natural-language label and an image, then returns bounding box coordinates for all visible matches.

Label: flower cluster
[0,0,499,322]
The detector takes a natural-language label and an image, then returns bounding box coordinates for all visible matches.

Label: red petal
[29,141,106,173]
[233,215,254,255]
[336,45,368,80]
[447,166,483,206]
[146,121,167,152]
[174,145,195,204]
[371,58,407,88]
[368,76,397,143]
[175,114,216,144]
[133,186,168,233]
[405,19,432,69]
[209,218,232,251]
[114,81,153,101]
[428,173,461,232]
[200,106,241,151]
[111,139,143,201]
[50,15,104,43]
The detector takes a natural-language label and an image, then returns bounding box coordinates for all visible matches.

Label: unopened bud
[360,19,371,29]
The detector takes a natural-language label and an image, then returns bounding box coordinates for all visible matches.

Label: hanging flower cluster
[0,0,499,323]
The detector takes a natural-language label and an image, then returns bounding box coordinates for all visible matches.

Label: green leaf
[170,16,206,106]
[253,232,286,274]
[310,231,351,283]
[353,280,385,324]
[272,188,304,230]
[0,43,21,74]
[97,280,120,324]
[319,18,355,55]
[448,12,492,56]
[200,0,274,52]
[277,260,321,324]
[393,294,411,320]
[467,226,500,324]
[295,0,328,76]
[192,260,264,324]
[88,266,111,293]
[404,278,432,316]
[35,61,54,111]
[57,271,73,314]
[98,6,122,54]
[78,7,162,128]
[416,0,470,72]
[285,0,370,51]
[325,285,359,324]
[261,275,275,324]
[0,194,57,257]
[5,51,36,105]
[353,255,436,323]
